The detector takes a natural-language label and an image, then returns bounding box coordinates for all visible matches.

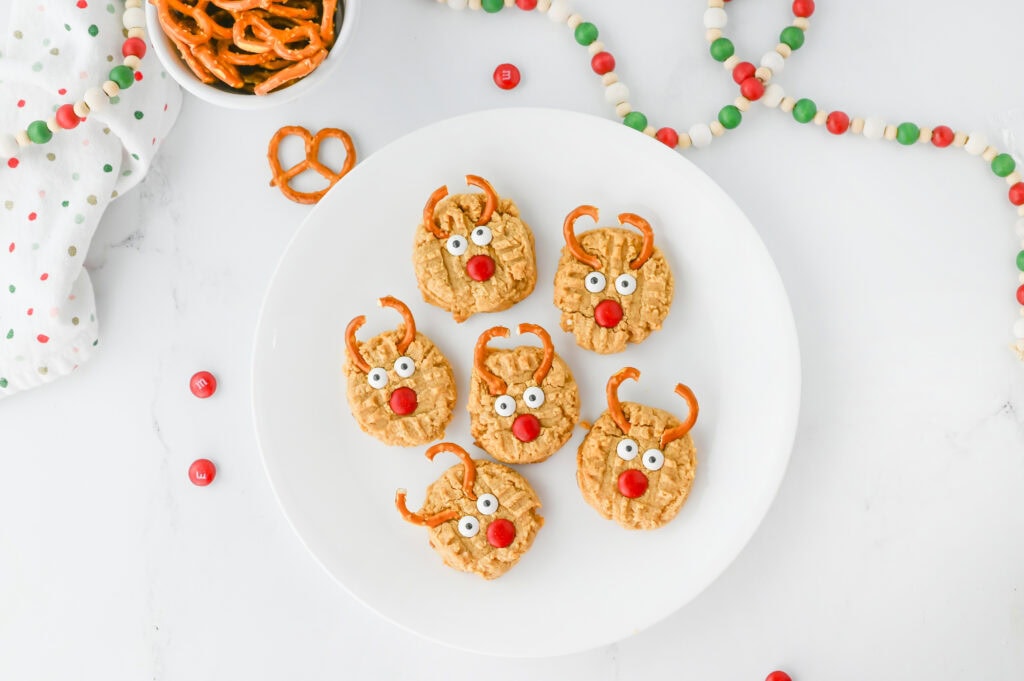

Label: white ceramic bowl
[144,0,358,110]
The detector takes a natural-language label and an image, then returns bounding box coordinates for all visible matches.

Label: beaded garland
[438,0,1024,361]
[0,0,148,167]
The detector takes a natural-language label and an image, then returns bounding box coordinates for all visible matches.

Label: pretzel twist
[267,125,356,204]
[606,366,640,435]
[474,326,511,396]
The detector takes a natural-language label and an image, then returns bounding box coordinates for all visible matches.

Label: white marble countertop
[3,1,1024,679]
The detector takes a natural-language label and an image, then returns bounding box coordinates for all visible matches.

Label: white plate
[252,108,800,657]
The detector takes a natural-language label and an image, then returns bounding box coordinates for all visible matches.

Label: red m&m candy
[766,671,792,681]
[493,63,521,90]
[189,370,217,398]
[189,459,216,486]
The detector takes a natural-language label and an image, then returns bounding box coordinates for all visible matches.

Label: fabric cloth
[0,1,181,398]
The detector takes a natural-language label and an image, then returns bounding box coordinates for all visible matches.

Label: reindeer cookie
[553,206,674,354]
[469,323,580,465]
[577,367,699,530]
[413,175,537,322]
[344,296,456,447]
[396,442,544,580]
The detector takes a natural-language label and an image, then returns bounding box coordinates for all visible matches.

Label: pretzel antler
[606,366,640,435]
[474,326,510,396]
[660,384,699,448]
[378,296,416,354]
[425,442,478,501]
[344,315,371,374]
[394,489,459,528]
[465,174,498,226]
[618,213,655,270]
[562,205,602,269]
[422,185,450,239]
[517,323,554,386]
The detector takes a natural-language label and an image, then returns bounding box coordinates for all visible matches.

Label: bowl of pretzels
[146,0,356,108]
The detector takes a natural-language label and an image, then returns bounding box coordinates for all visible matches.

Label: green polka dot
[31,243,39,250]
[31,62,43,72]
[134,111,144,120]
[61,200,69,207]
[74,214,85,224]
[131,153,139,160]
[68,246,77,257]
[106,3,115,12]
[92,340,98,346]
[46,153,55,161]
[5,329,12,339]
[88,25,99,37]
[109,96,120,105]
[71,172,80,181]
[90,314,95,322]
[64,24,71,32]
[122,170,132,177]
[102,164,112,173]
[43,38,50,47]
[86,195,97,205]
[0,378,7,389]
[8,284,15,293]
[13,31,23,40]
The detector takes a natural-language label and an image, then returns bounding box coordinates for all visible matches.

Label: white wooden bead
[779,97,796,113]
[689,124,713,148]
[600,72,618,86]
[677,133,692,149]
[84,86,108,113]
[1014,318,1024,339]
[587,41,605,56]
[863,117,885,140]
[614,102,631,118]
[504,0,515,6]
[15,131,30,148]
[567,14,583,29]
[813,110,827,125]
[547,0,570,22]
[761,83,784,108]
[703,8,728,28]
[761,51,784,73]
[536,0,551,10]
[734,96,750,112]
[705,29,722,43]
[1015,218,1024,239]
[46,117,59,133]
[918,127,932,144]
[965,132,988,155]
[102,80,120,98]
[124,0,143,7]
[710,121,726,137]
[982,146,998,162]
[883,125,897,141]
[1007,171,1023,185]
[604,82,629,104]
[447,0,468,9]
[708,0,725,8]
[122,7,145,29]
[468,0,482,9]
[74,101,90,118]
[642,126,656,138]
[0,134,19,159]
[723,55,740,70]
[127,27,145,39]
[754,66,773,82]
[775,43,792,58]
[123,55,141,69]
[953,131,968,147]
[851,118,865,135]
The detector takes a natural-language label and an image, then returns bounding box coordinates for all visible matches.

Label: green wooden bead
[1018,250,1024,272]
[481,0,503,13]
[709,37,734,62]
[718,105,742,130]
[109,65,134,89]
[896,122,920,146]
[780,26,805,50]
[623,111,647,132]
[792,98,816,124]
[992,153,1016,178]
[26,120,52,144]
[574,22,598,45]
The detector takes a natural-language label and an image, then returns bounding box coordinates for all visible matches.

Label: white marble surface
[3,1,1024,679]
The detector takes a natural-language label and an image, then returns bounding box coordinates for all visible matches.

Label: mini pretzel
[425,442,477,501]
[474,326,511,396]
[619,213,656,270]
[421,175,499,239]
[660,384,699,448]
[516,323,554,385]
[606,366,641,435]
[395,490,458,527]
[344,315,370,374]
[563,205,603,269]
[267,125,356,204]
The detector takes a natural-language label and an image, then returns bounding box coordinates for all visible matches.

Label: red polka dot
[16,99,25,108]
[39,273,48,281]
[26,308,33,316]
[57,88,67,95]
[134,71,143,81]
[37,334,49,344]
[163,104,168,111]
[7,243,14,253]
[76,0,87,7]
[27,212,36,221]
[7,158,19,169]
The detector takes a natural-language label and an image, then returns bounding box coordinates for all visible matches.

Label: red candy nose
[486,518,516,548]
[511,413,541,442]
[389,386,418,415]
[594,299,624,328]
[617,469,648,498]
[466,254,496,282]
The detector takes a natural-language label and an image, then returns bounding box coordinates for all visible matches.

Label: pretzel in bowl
[153,0,338,95]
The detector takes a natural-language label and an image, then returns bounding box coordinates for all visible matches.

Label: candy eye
[457,515,480,537]
[616,438,638,460]
[393,356,415,378]
[493,395,516,417]
[642,448,665,471]
[476,493,499,515]
[522,386,545,409]
[470,226,493,246]
[367,367,388,389]
[615,273,637,296]
[446,235,468,256]
[584,271,606,293]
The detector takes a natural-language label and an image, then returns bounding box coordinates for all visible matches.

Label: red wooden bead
[931,125,954,147]
[122,37,147,59]
[740,77,765,101]
[591,51,615,75]
[826,111,850,135]
[792,0,814,17]
[1010,182,1024,206]
[189,459,216,486]
[1016,285,1024,305]
[492,63,521,90]
[515,0,537,9]
[732,61,755,84]
[56,104,80,130]
[655,127,679,147]
[765,672,792,681]
[189,370,217,398]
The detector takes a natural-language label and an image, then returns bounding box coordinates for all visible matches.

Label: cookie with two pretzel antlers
[554,206,674,354]
[469,323,580,465]
[414,175,537,323]
[344,296,456,447]
[396,442,544,580]
[577,367,699,531]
